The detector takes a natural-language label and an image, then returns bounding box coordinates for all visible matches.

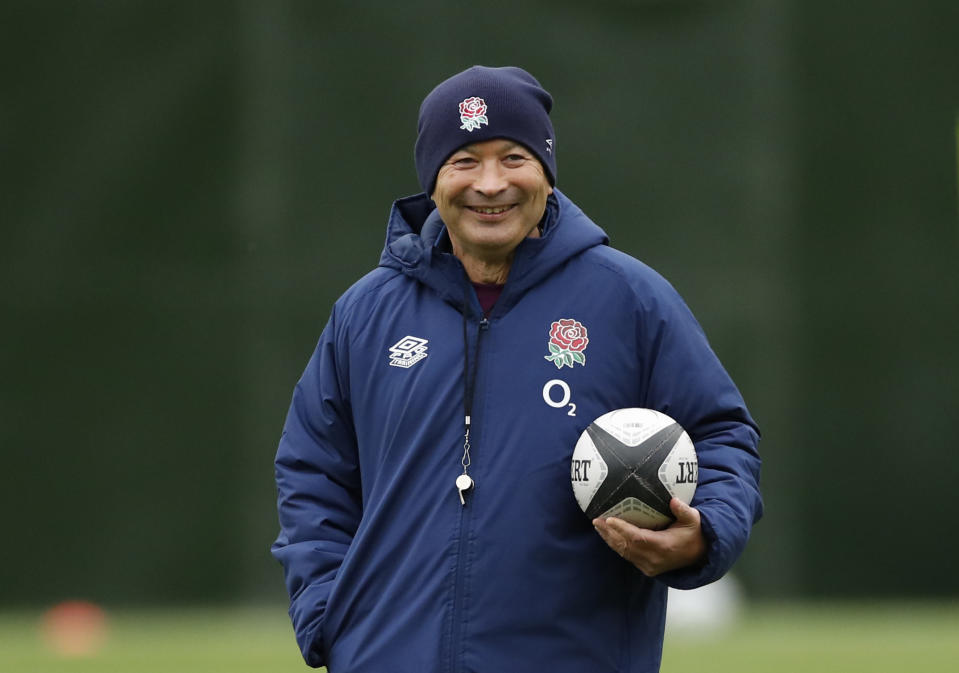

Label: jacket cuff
[656,506,726,590]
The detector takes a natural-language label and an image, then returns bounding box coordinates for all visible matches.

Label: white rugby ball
[571,408,698,529]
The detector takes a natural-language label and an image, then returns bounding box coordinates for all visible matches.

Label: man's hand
[593,498,707,577]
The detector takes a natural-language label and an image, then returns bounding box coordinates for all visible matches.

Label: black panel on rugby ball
[584,421,682,521]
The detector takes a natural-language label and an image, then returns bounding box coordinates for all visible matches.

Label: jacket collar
[378,189,609,315]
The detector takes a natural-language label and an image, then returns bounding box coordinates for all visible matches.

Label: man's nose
[472,160,508,196]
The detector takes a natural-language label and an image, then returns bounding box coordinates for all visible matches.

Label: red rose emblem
[458,97,489,132]
[459,97,487,119]
[545,318,589,369]
[549,319,589,352]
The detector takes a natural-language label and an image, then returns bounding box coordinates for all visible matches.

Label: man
[272,65,762,673]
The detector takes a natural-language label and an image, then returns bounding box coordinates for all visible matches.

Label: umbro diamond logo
[388,336,429,368]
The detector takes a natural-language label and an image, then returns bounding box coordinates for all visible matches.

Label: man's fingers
[593,518,630,557]
[599,517,651,556]
[603,516,643,540]
[592,517,620,543]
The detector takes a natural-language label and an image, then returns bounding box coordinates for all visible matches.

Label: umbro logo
[388,336,429,368]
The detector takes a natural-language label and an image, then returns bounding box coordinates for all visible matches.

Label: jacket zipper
[448,315,489,673]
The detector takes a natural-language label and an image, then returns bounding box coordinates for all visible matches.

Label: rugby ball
[571,408,698,529]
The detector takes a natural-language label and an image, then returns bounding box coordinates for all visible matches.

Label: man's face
[431,139,553,265]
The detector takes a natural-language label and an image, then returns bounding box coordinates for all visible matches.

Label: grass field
[1,602,957,672]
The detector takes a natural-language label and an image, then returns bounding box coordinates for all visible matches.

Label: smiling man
[272,66,763,673]
[431,139,552,284]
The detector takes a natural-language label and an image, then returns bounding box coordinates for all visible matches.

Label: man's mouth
[467,205,515,215]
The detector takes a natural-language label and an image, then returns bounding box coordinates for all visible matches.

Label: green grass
[0,607,306,673]
[1,602,957,672]
[663,602,959,673]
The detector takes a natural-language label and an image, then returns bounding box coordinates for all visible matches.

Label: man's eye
[452,157,477,167]
[505,154,527,163]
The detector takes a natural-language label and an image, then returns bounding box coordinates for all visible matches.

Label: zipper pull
[479,318,490,330]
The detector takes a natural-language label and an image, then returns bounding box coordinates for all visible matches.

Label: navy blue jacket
[272,189,762,672]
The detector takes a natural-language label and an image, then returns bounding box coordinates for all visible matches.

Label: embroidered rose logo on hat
[544,318,589,369]
[458,96,488,132]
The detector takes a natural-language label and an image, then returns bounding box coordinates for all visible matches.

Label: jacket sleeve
[638,282,763,590]
[271,305,362,667]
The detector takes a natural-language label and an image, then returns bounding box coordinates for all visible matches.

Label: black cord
[462,283,481,433]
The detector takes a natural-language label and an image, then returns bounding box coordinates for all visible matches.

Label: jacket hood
[378,188,609,316]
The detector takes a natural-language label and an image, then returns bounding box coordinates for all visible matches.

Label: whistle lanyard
[457,285,486,505]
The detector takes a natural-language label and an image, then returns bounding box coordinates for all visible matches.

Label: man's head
[414,65,556,198]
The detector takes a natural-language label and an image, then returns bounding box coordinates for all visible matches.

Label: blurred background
[2,0,958,669]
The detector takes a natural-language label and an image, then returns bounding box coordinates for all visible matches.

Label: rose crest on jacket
[544,318,588,369]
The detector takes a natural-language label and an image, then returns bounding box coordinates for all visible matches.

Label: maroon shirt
[472,282,504,317]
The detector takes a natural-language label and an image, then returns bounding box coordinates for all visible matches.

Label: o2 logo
[542,379,576,416]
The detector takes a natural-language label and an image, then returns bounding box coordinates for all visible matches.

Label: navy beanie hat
[414,65,556,196]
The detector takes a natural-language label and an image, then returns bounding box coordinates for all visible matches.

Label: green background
[2,0,957,612]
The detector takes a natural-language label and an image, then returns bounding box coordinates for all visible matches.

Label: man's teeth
[472,206,511,214]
